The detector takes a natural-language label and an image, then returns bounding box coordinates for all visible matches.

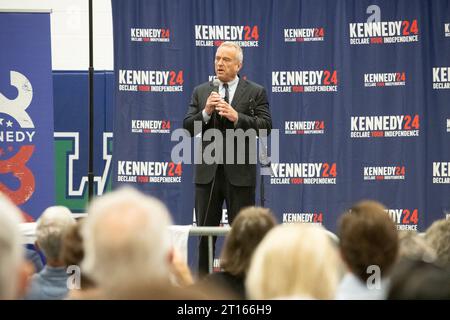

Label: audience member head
[397,230,436,262]
[82,187,173,292]
[35,206,76,265]
[387,258,450,299]
[61,220,96,292]
[220,207,277,277]
[425,218,450,268]
[0,194,26,299]
[246,223,340,300]
[338,200,398,282]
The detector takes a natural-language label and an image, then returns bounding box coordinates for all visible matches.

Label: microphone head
[212,78,220,92]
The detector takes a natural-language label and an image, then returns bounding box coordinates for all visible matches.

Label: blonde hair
[246,224,339,300]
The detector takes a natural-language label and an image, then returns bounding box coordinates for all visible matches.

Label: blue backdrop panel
[0,12,55,221]
[111,0,450,233]
[53,71,114,210]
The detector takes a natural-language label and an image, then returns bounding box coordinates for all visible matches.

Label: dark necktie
[223,83,229,103]
[220,83,229,126]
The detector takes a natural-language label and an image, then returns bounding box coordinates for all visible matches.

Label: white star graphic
[0,118,3,125]
[6,120,13,127]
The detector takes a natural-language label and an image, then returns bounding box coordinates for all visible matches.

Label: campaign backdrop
[110,0,450,233]
[0,12,55,221]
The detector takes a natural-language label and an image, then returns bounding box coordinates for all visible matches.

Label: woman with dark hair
[201,207,277,299]
[61,220,98,299]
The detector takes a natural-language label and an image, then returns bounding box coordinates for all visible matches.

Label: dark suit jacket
[183,78,272,187]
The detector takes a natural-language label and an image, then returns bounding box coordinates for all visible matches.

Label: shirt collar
[220,75,239,87]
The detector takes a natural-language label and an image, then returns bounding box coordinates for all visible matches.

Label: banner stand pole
[88,0,94,202]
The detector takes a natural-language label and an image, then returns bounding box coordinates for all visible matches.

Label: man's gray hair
[219,41,243,64]
[0,194,24,299]
[82,187,173,290]
[35,206,76,261]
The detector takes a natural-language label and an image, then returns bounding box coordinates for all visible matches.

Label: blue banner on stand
[111,0,450,233]
[0,12,55,221]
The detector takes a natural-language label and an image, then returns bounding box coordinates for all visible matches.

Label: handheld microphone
[211,78,222,120]
[212,78,220,93]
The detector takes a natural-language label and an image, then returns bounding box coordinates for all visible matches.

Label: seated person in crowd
[60,220,99,299]
[81,187,227,299]
[246,223,340,300]
[425,218,450,268]
[397,230,436,262]
[0,194,31,300]
[201,207,277,299]
[335,200,399,300]
[25,206,76,300]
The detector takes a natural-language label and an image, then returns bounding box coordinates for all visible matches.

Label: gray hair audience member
[425,218,450,268]
[336,200,399,300]
[0,194,29,299]
[81,187,216,299]
[246,223,340,300]
[25,206,76,300]
[82,187,173,294]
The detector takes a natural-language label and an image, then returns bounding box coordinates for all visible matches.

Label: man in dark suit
[183,42,272,275]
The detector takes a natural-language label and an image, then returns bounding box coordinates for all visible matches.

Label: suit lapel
[231,78,248,107]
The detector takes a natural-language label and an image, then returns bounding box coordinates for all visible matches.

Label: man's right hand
[205,92,222,115]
